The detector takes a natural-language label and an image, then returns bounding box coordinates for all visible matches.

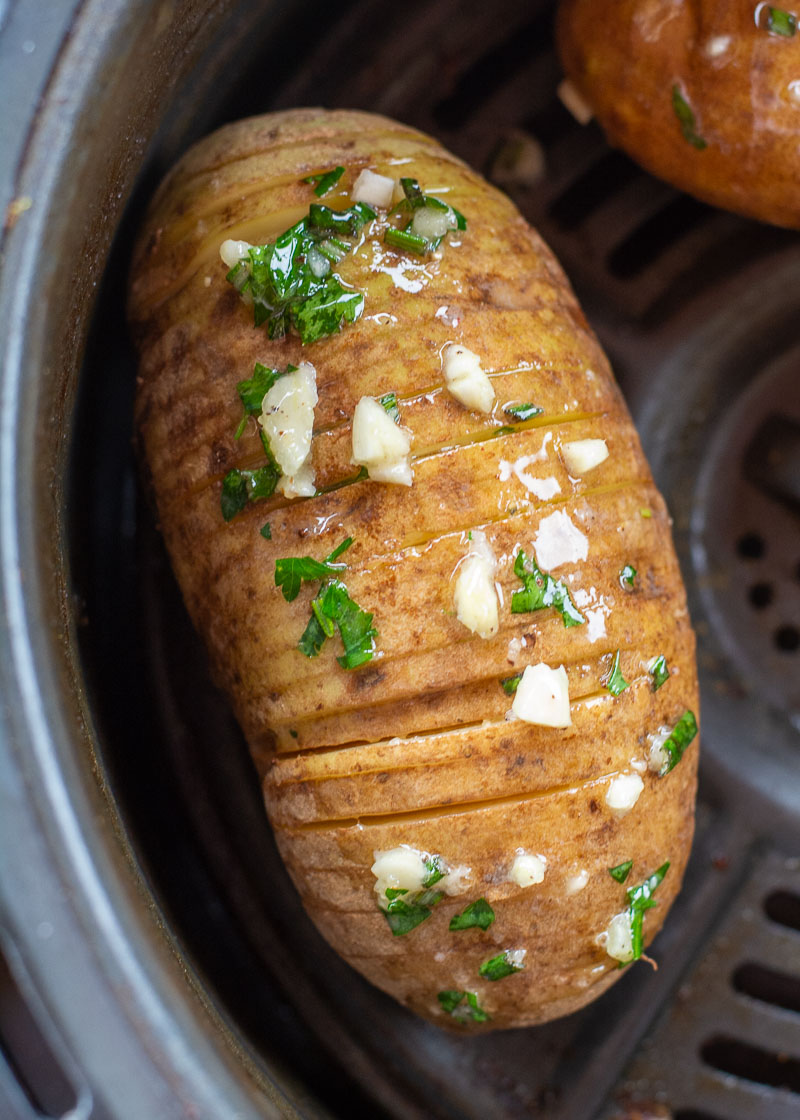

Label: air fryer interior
[17,0,800,1116]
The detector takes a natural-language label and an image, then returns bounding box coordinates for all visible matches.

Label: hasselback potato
[557,0,800,229]
[128,108,699,1030]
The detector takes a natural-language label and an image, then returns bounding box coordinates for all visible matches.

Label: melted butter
[533,509,589,569]
[498,432,562,500]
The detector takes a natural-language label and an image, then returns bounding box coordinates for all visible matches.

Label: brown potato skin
[557,0,800,229]
[129,108,699,1031]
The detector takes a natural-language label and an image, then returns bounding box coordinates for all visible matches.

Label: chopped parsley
[504,403,543,422]
[619,564,637,590]
[234,361,296,439]
[626,862,670,961]
[382,890,444,936]
[302,165,345,196]
[671,86,707,150]
[275,537,353,601]
[655,710,698,776]
[275,538,377,669]
[511,549,585,627]
[762,6,797,35]
[501,672,522,695]
[493,425,515,436]
[478,951,524,981]
[379,392,400,422]
[225,201,375,344]
[649,655,669,691]
[385,177,467,255]
[437,990,490,1023]
[221,464,280,521]
[449,898,495,932]
[260,522,272,540]
[605,650,629,697]
[609,860,633,884]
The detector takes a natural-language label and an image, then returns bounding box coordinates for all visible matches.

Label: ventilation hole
[549,151,640,229]
[607,195,715,279]
[775,625,800,653]
[701,1035,800,1094]
[764,889,800,931]
[748,582,774,609]
[733,962,800,1013]
[432,10,553,130]
[736,531,766,560]
[0,947,78,1117]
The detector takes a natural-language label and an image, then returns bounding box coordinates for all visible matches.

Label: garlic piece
[557,79,594,125]
[351,168,396,209]
[561,438,609,476]
[565,869,589,894]
[510,852,547,887]
[351,396,413,485]
[511,664,572,728]
[259,362,317,493]
[411,205,455,240]
[219,238,252,268]
[646,726,674,774]
[605,772,644,816]
[604,912,634,962]
[454,531,499,639]
[442,344,495,413]
[371,846,428,900]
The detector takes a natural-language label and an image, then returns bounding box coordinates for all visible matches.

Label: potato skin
[557,0,800,229]
[129,108,699,1031]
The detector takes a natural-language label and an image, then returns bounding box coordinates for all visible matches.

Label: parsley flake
[626,862,670,960]
[760,5,797,35]
[449,898,495,932]
[478,951,525,981]
[501,673,522,695]
[234,362,296,439]
[379,392,400,423]
[437,990,490,1023]
[609,860,633,884]
[385,177,467,255]
[619,564,637,590]
[221,465,280,521]
[649,655,670,691]
[274,538,353,601]
[605,650,629,697]
[672,86,707,149]
[503,403,543,422]
[511,549,585,627]
[225,202,375,344]
[260,522,272,540]
[655,710,698,776]
[382,893,443,936]
[302,165,345,196]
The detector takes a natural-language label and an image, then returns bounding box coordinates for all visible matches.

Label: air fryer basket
[1,0,799,1117]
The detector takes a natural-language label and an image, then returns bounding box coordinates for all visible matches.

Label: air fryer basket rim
[0,1,305,1116]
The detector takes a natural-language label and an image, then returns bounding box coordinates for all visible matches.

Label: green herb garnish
[423,856,446,888]
[503,403,543,422]
[437,990,490,1023]
[260,522,272,540]
[764,6,797,35]
[478,951,525,981]
[626,862,670,960]
[449,898,495,932]
[649,655,669,691]
[226,202,375,344]
[221,465,280,521]
[619,564,637,589]
[671,86,707,150]
[493,425,515,436]
[382,893,443,936]
[302,165,345,196]
[385,177,467,255]
[275,537,353,601]
[379,392,400,423]
[609,860,633,884]
[234,362,296,439]
[655,710,698,776]
[511,549,585,627]
[605,650,629,697]
[500,673,522,695]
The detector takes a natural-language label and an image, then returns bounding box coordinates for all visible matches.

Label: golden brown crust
[129,107,699,1031]
[557,0,800,228]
